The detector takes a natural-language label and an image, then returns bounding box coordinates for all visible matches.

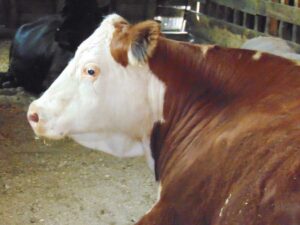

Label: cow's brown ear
[128,21,160,65]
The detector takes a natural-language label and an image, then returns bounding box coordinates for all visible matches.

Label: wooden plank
[186,10,300,50]
[265,1,300,25]
[190,0,300,22]
[186,11,259,47]
[209,0,260,14]
[195,1,300,29]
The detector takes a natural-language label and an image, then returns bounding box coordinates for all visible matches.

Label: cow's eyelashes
[83,63,100,79]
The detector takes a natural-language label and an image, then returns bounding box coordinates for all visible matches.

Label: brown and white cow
[28,14,300,225]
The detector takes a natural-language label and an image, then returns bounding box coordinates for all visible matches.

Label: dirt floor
[0,41,157,225]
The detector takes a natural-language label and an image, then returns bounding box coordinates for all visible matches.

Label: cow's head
[27,14,165,159]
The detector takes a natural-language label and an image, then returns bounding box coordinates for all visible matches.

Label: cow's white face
[27,14,165,159]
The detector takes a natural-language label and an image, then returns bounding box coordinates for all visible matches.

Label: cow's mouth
[27,117,67,140]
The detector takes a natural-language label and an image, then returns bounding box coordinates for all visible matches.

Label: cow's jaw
[70,132,145,157]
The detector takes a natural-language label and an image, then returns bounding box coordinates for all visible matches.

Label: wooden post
[267,0,280,36]
[278,0,285,37]
[254,14,259,31]
[243,11,247,27]
[292,0,299,42]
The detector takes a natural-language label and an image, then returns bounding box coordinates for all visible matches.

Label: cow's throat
[70,132,146,158]
[71,132,155,171]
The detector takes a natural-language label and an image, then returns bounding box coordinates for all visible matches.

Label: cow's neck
[148,38,234,180]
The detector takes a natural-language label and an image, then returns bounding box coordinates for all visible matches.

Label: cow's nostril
[28,113,39,123]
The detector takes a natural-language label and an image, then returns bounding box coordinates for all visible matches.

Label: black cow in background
[0,0,109,94]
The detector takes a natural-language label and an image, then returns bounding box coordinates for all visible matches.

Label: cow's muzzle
[28,112,39,123]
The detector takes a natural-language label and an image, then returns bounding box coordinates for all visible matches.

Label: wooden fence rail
[187,0,300,48]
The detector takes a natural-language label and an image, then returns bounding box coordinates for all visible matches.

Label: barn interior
[1,0,300,224]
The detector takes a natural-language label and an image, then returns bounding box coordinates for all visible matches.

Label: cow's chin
[29,123,67,140]
[69,132,145,158]
[33,130,66,141]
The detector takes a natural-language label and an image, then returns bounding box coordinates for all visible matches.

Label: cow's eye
[87,69,95,76]
[83,63,100,79]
